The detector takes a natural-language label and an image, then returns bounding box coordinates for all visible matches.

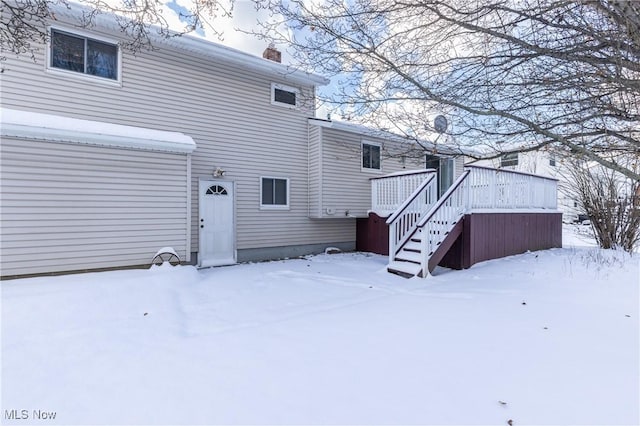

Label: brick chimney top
[262,44,282,63]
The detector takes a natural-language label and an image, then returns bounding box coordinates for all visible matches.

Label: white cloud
[163,0,289,62]
[90,0,285,61]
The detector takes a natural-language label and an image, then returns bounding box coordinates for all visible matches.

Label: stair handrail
[385,174,436,225]
[386,173,438,263]
[416,170,471,229]
[416,170,471,274]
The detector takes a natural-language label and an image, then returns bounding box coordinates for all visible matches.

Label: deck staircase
[387,170,470,278]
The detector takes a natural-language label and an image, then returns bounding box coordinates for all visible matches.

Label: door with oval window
[198,180,235,267]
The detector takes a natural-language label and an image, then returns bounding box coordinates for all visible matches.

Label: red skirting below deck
[357,211,562,269]
[440,212,562,269]
[356,213,390,255]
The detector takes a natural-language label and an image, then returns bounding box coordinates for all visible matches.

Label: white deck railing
[383,166,559,278]
[386,174,438,262]
[371,169,436,214]
[466,165,558,210]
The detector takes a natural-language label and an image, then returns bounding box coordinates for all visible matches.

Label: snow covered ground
[1,226,638,425]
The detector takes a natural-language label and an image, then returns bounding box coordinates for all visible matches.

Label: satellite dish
[434,115,448,134]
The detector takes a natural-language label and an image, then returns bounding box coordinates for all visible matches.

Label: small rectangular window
[274,88,296,105]
[50,29,119,80]
[362,142,381,170]
[500,153,518,167]
[261,177,289,209]
[271,83,299,108]
[549,154,556,167]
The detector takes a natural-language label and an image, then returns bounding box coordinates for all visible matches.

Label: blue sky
[165,0,206,37]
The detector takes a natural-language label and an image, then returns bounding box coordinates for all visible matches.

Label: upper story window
[549,154,556,167]
[50,29,119,81]
[362,141,381,170]
[500,152,519,167]
[261,177,289,209]
[271,83,299,108]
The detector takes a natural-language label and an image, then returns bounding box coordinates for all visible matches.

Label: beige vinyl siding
[0,138,189,276]
[0,20,355,258]
[307,124,322,218]
[311,127,424,218]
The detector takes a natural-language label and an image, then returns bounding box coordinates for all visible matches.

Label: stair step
[395,250,422,263]
[387,261,422,277]
[410,238,442,246]
[403,241,422,252]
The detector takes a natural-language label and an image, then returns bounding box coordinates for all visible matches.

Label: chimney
[263,43,282,63]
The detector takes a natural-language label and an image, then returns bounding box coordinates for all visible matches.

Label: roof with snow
[1,108,196,153]
[50,2,329,87]
[308,118,463,156]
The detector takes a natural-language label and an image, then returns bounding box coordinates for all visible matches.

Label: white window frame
[46,26,122,86]
[271,83,299,109]
[500,152,519,168]
[361,140,382,172]
[260,176,290,210]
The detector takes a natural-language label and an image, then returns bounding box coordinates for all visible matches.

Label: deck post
[388,223,396,262]
[371,181,378,213]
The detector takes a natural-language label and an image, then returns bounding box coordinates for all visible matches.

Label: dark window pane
[207,185,228,195]
[363,144,370,168]
[262,178,274,204]
[363,144,380,169]
[274,179,287,205]
[274,88,296,105]
[371,145,381,169]
[51,31,84,73]
[425,155,440,170]
[87,39,118,79]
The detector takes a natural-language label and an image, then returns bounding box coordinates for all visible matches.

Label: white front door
[198,179,236,267]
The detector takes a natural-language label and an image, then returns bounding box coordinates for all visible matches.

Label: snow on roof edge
[50,2,329,87]
[308,118,465,156]
[1,108,196,154]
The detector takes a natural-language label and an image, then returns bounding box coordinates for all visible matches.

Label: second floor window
[51,29,118,80]
[362,142,381,170]
[271,83,299,108]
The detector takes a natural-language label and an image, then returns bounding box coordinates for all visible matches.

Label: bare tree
[4,0,639,182]
[252,0,640,181]
[565,155,639,252]
[1,0,232,60]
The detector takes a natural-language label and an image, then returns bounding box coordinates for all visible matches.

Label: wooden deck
[360,165,562,275]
